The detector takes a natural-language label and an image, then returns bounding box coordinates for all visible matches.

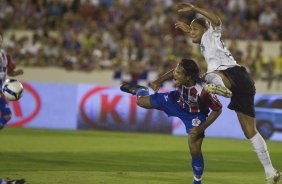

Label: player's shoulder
[203,22,222,38]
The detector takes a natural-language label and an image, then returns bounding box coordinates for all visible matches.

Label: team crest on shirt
[192,117,201,127]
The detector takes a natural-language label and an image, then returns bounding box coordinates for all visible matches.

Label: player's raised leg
[204,72,232,98]
[237,112,281,184]
[120,82,153,109]
[120,82,149,96]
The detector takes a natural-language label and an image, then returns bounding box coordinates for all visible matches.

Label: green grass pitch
[0,127,281,184]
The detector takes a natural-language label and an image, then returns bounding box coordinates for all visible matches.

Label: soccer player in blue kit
[121,59,222,184]
[172,3,281,184]
[0,32,24,129]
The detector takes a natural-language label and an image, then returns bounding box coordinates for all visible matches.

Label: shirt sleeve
[6,54,16,73]
[202,21,222,42]
[204,23,214,39]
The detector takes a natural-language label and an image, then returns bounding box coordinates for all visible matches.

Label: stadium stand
[0,0,281,91]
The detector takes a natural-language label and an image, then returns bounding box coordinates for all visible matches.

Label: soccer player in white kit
[172,2,281,184]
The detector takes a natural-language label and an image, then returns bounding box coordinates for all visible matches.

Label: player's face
[190,23,206,44]
[173,64,188,87]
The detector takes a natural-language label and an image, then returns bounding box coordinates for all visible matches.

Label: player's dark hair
[191,17,209,29]
[179,58,203,83]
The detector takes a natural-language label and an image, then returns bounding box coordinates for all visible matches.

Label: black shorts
[219,66,256,117]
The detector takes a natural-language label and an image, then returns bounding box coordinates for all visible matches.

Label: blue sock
[192,154,204,184]
[136,88,149,98]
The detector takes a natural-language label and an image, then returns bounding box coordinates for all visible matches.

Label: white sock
[205,73,226,87]
[194,176,202,181]
[250,133,275,178]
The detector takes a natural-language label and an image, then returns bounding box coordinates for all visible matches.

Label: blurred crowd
[0,0,282,88]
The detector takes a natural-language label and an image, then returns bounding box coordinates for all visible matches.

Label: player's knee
[137,96,152,109]
[205,73,226,88]
[189,147,201,157]
[5,114,12,121]
[0,114,12,125]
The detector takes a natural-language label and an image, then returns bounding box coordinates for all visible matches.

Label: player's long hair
[180,58,204,84]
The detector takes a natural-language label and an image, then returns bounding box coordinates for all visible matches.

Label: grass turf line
[0,127,281,184]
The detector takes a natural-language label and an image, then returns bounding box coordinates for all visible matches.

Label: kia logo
[8,82,41,127]
[79,86,172,132]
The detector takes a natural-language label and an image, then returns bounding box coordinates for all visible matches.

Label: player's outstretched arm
[190,90,222,138]
[190,109,222,138]
[177,2,221,26]
[150,69,174,93]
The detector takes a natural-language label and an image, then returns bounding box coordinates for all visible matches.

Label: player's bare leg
[204,72,232,98]
[214,71,232,89]
[204,83,232,98]
[137,96,152,109]
[236,112,257,139]
[236,112,281,183]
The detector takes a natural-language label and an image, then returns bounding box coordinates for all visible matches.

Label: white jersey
[0,49,15,86]
[0,49,8,81]
[200,23,239,73]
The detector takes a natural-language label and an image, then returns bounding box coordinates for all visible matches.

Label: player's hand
[150,81,160,93]
[8,69,24,76]
[16,69,24,75]
[177,2,195,13]
[175,21,191,33]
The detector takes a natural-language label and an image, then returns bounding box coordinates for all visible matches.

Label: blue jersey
[0,49,14,125]
[149,83,222,133]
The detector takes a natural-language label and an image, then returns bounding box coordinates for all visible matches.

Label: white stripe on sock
[194,176,202,181]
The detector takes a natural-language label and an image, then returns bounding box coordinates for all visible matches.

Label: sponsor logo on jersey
[194,166,203,171]
[164,95,169,102]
